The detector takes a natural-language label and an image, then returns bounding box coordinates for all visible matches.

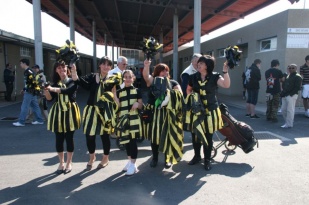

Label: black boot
[204,159,212,171]
[188,138,202,165]
[188,155,202,165]
[150,143,159,168]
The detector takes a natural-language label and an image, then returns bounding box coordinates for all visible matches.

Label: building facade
[163,9,309,107]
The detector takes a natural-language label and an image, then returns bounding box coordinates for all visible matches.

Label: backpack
[245,68,251,84]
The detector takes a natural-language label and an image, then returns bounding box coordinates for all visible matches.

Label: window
[218,48,225,58]
[20,46,31,57]
[121,49,140,66]
[260,37,277,52]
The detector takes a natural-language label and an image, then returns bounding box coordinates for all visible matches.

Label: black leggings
[125,138,138,159]
[86,133,110,155]
[191,133,213,161]
[55,131,75,152]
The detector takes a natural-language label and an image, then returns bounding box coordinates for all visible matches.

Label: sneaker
[245,114,250,117]
[125,163,138,176]
[31,121,44,125]
[122,161,131,172]
[278,109,282,113]
[250,114,260,119]
[281,124,292,128]
[13,122,25,127]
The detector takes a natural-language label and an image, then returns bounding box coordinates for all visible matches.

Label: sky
[0,0,308,59]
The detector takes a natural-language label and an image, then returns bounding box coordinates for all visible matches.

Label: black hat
[32,64,40,69]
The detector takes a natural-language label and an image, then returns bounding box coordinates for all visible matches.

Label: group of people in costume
[45,54,230,175]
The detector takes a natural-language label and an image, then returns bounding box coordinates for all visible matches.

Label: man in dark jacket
[3,63,15,101]
[265,59,283,122]
[245,59,262,119]
[280,64,302,128]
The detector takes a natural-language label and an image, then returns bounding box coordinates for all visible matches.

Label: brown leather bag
[219,103,258,154]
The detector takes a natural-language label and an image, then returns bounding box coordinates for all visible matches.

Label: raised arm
[217,62,230,88]
[142,59,153,87]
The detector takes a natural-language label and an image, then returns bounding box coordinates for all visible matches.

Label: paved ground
[0,89,308,205]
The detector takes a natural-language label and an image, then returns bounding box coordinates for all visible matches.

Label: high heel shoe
[56,165,64,174]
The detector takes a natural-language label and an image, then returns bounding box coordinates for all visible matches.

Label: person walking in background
[27,65,49,121]
[180,53,202,98]
[245,59,262,119]
[13,59,44,127]
[300,55,309,118]
[280,64,302,128]
[71,56,118,171]
[114,70,143,176]
[3,63,15,101]
[44,61,81,174]
[265,59,283,123]
[185,55,230,171]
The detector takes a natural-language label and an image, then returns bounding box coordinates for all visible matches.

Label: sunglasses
[289,67,296,70]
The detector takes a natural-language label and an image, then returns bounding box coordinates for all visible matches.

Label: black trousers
[55,131,75,152]
[125,138,138,159]
[5,81,13,101]
[191,133,213,161]
[86,133,110,155]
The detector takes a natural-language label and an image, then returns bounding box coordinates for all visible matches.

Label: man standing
[300,55,309,117]
[280,64,302,128]
[3,63,15,101]
[180,54,201,98]
[265,59,283,122]
[12,59,44,127]
[108,56,128,89]
[245,59,262,119]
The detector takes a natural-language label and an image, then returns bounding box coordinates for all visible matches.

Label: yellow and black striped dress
[143,78,184,164]
[47,79,81,133]
[116,86,142,140]
[77,74,118,135]
[184,72,224,144]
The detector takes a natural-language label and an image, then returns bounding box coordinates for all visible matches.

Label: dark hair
[152,63,169,77]
[20,59,30,66]
[305,55,309,61]
[52,61,68,83]
[197,55,215,73]
[254,59,261,65]
[6,63,10,67]
[99,56,112,66]
[271,59,280,67]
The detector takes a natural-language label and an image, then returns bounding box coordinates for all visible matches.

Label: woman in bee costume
[185,55,230,171]
[143,59,184,169]
[44,61,81,174]
[71,56,118,171]
[113,70,143,176]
